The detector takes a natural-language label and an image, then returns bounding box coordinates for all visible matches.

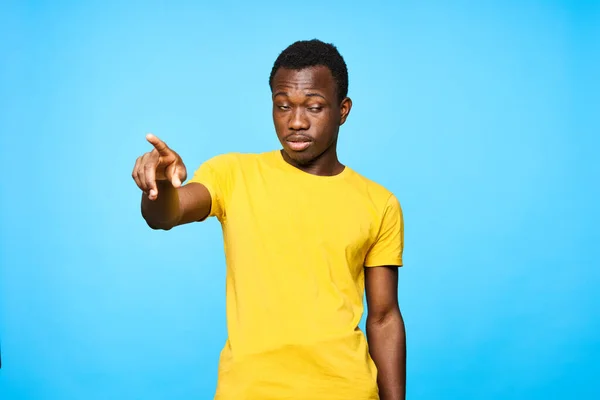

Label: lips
[285,134,312,152]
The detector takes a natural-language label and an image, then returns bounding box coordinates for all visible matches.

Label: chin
[283,147,315,166]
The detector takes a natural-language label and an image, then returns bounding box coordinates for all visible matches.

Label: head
[269,39,352,169]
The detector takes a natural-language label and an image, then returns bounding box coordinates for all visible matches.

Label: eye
[278,105,291,111]
[308,106,323,112]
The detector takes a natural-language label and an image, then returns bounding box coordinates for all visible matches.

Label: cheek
[273,115,286,132]
[313,115,337,138]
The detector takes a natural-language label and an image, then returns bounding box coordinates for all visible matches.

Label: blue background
[1,1,598,399]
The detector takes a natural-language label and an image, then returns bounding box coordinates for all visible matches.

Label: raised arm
[365,266,406,400]
[132,134,211,230]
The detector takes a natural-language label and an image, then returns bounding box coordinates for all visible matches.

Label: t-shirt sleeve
[364,194,404,267]
[185,154,233,222]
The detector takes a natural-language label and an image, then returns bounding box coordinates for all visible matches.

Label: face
[271,66,352,168]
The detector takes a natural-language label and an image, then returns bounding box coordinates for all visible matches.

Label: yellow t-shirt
[188,150,404,400]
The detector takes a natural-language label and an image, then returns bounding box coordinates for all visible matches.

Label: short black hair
[269,39,349,103]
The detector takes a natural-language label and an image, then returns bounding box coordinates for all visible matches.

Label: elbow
[142,215,176,231]
[145,220,175,231]
[141,205,180,231]
[367,307,403,328]
[366,310,405,342]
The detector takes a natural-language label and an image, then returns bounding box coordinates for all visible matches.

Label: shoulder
[345,167,399,210]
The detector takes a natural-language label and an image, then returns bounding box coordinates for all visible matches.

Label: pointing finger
[146,133,171,157]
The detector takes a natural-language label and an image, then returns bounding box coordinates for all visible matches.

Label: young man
[132,39,406,400]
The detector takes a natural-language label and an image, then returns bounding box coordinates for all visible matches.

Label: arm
[140,182,211,230]
[133,134,212,230]
[365,266,406,400]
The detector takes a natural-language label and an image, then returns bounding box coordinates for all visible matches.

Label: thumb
[171,168,182,188]
[165,163,183,188]
[173,162,187,188]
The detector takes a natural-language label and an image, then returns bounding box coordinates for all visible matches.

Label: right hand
[132,134,188,201]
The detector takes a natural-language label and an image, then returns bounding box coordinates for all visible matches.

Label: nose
[289,107,309,131]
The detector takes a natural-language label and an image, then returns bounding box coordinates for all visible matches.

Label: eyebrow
[306,92,326,100]
[273,91,327,100]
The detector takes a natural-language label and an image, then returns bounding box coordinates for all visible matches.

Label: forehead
[272,66,336,95]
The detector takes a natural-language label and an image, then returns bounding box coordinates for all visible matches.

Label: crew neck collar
[274,150,349,180]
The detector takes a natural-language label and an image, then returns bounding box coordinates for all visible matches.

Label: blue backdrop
[1,1,598,399]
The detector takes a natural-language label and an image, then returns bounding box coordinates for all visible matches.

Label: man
[132,39,406,400]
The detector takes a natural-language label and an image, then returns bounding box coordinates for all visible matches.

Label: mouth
[285,134,312,152]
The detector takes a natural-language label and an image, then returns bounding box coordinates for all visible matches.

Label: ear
[339,97,353,126]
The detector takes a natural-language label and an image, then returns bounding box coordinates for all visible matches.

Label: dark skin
[132,66,406,399]
[271,66,349,176]
[365,266,407,400]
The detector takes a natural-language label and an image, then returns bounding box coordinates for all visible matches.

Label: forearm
[141,181,181,230]
[366,310,406,400]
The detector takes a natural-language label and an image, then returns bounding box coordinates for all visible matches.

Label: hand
[132,134,188,200]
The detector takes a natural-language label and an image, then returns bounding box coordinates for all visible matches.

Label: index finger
[146,133,171,156]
